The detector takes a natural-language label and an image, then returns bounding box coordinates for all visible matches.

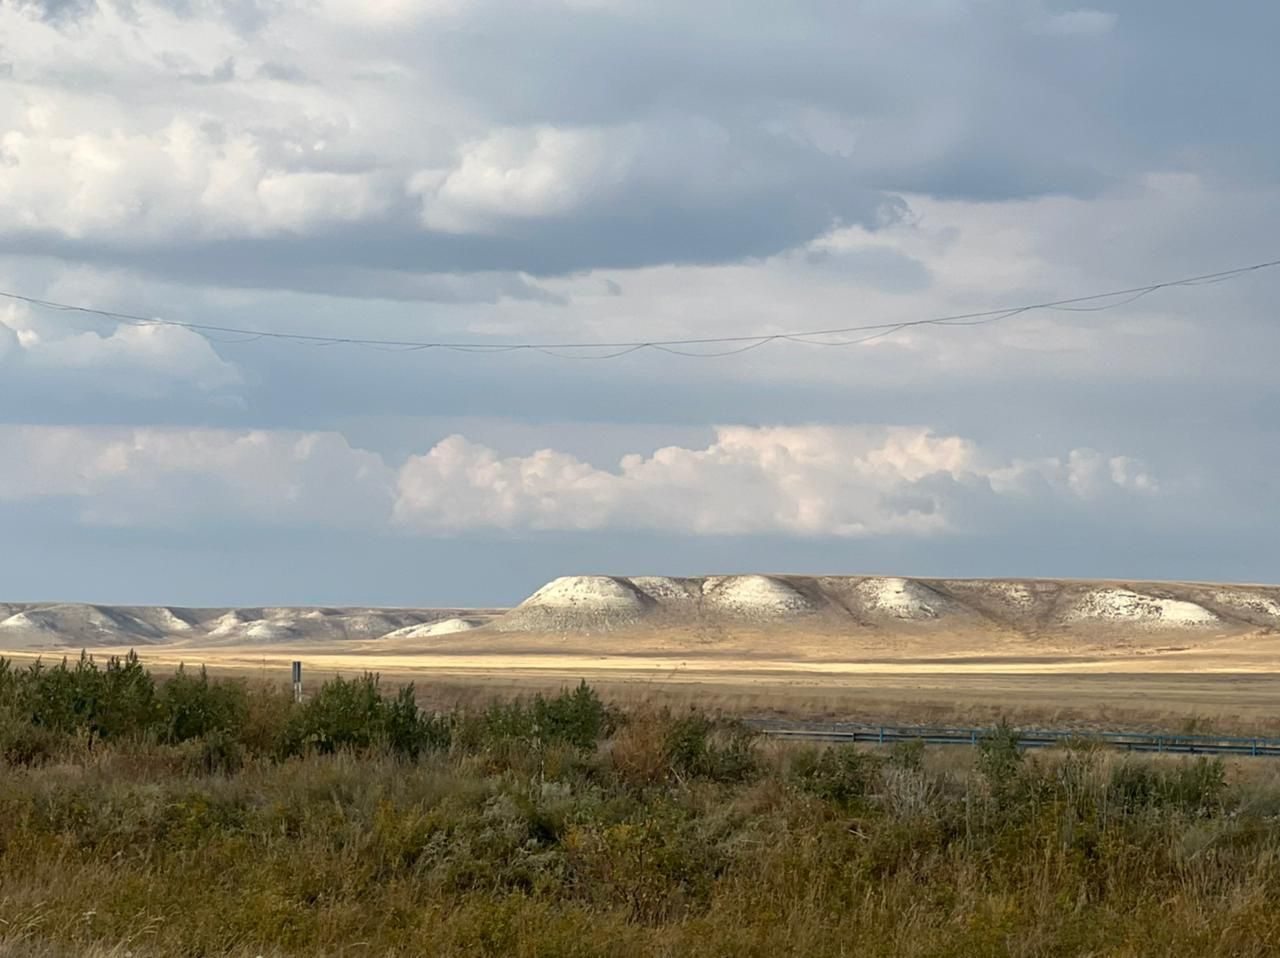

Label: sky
[1,0,1278,607]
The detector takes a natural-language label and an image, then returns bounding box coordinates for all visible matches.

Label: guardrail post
[1253,739,1259,757]
[878,726,884,745]
[971,730,977,746]
[1157,736,1163,754]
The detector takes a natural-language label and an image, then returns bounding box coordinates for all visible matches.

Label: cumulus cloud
[0,117,392,241]
[393,426,1156,537]
[0,302,241,399]
[0,426,393,529]
[7,0,1263,287]
[0,424,1155,538]
[411,126,637,233]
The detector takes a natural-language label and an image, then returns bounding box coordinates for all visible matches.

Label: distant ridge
[2,576,1279,651]
[492,575,1280,637]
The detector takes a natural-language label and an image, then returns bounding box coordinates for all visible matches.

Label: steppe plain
[6,574,1280,731]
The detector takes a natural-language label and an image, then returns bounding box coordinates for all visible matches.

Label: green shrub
[663,714,713,777]
[287,674,450,760]
[792,744,884,807]
[160,665,249,743]
[0,656,14,701]
[383,683,452,759]
[473,681,615,754]
[19,653,103,734]
[293,673,387,753]
[96,651,159,739]
[662,714,758,783]
[12,651,158,741]
[533,680,613,750]
[978,720,1025,805]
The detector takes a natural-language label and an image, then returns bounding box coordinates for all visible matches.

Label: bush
[663,714,758,783]
[533,680,613,750]
[11,651,159,742]
[160,666,249,743]
[978,720,1024,805]
[287,674,451,760]
[792,744,883,807]
[96,651,159,739]
[0,656,14,701]
[292,673,387,754]
[471,681,615,755]
[383,684,452,759]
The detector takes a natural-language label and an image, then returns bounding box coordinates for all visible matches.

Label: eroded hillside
[3,575,1279,652]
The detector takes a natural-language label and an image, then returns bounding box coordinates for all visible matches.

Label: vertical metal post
[878,726,884,745]
[292,660,303,703]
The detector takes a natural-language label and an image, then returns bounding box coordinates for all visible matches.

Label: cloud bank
[0,424,1154,537]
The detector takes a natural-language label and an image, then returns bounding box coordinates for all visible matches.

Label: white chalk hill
[3,576,1280,650]
[489,575,1280,637]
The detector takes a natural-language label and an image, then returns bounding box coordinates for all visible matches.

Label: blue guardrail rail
[748,720,1280,758]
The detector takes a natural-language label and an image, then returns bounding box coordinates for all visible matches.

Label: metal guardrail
[748,720,1280,758]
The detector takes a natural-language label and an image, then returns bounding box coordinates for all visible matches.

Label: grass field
[10,644,1280,737]
[4,654,1280,956]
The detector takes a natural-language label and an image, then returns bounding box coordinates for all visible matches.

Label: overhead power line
[2,257,1277,360]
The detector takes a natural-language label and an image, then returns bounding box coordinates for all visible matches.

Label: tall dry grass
[3,655,1280,955]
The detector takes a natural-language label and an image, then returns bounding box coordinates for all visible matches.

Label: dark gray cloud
[5,0,1277,291]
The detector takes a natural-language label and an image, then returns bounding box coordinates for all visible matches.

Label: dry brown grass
[4,709,1280,955]
[6,656,1280,955]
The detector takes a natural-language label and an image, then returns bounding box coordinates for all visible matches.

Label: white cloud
[0,117,392,241]
[393,425,1156,536]
[989,449,1158,498]
[411,126,637,233]
[0,424,1155,537]
[0,426,393,529]
[0,302,241,398]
